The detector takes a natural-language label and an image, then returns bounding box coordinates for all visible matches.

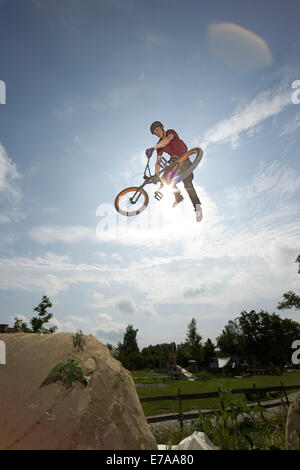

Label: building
[0,324,15,333]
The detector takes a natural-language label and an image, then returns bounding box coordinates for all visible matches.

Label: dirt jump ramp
[0,332,157,450]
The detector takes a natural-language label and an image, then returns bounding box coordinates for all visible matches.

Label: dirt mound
[0,333,157,450]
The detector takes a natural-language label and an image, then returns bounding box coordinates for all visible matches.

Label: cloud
[90,313,126,344]
[0,144,24,227]
[66,314,91,325]
[183,286,206,298]
[115,298,136,314]
[0,143,22,201]
[280,111,300,136]
[227,160,300,204]
[28,225,98,244]
[196,85,292,151]
[207,22,273,73]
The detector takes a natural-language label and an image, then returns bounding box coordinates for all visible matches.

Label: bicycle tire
[114,186,149,216]
[177,147,203,180]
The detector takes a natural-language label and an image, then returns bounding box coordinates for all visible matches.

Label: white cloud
[0,144,22,199]
[227,160,300,204]
[280,111,300,136]
[28,225,98,244]
[66,314,91,325]
[195,85,292,151]
[90,313,126,344]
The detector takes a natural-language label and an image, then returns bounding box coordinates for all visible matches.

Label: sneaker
[172,193,184,208]
[195,204,203,222]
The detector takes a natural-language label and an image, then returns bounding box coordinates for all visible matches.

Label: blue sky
[0,0,299,349]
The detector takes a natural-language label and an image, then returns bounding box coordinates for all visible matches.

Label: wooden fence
[140,382,300,428]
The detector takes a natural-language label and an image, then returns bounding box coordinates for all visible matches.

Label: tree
[216,319,245,359]
[185,318,203,364]
[278,255,300,311]
[141,343,175,369]
[106,343,118,359]
[30,295,57,334]
[121,324,140,355]
[217,310,300,367]
[203,338,216,367]
[13,295,57,334]
[13,317,32,333]
[116,325,142,370]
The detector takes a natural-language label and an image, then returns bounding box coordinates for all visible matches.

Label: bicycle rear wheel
[114,186,149,216]
[177,147,203,180]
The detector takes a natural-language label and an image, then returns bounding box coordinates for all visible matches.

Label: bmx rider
[147,121,202,222]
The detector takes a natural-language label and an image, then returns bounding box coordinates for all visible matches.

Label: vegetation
[73,329,86,351]
[47,357,90,389]
[216,310,300,367]
[13,295,57,334]
[152,388,289,450]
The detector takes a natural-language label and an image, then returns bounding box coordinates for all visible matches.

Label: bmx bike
[114,147,203,217]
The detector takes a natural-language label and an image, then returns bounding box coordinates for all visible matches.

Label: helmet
[150,121,164,134]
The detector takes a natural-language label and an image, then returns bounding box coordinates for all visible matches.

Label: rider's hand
[146,148,154,158]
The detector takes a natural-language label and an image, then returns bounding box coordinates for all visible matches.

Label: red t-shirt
[157,129,188,158]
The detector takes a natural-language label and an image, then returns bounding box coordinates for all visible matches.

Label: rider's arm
[155,155,161,175]
[154,133,174,174]
[153,133,174,151]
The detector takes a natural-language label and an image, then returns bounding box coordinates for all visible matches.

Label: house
[0,324,15,333]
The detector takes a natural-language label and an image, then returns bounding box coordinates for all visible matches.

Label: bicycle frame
[133,156,179,201]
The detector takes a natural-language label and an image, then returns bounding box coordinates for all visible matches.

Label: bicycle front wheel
[114,186,149,216]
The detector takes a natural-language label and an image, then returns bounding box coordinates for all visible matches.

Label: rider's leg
[172,180,184,207]
[183,173,201,210]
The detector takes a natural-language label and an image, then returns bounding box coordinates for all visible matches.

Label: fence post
[178,388,183,431]
[217,386,227,428]
[280,382,290,407]
[253,383,265,420]
[218,386,225,411]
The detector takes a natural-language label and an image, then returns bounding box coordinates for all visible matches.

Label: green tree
[141,343,175,369]
[203,338,216,367]
[106,343,118,358]
[13,317,32,333]
[217,310,300,367]
[116,325,142,370]
[13,295,57,334]
[216,319,245,359]
[30,295,57,334]
[278,255,300,311]
[185,318,203,364]
[121,324,140,355]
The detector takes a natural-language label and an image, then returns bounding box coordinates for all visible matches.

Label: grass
[131,370,300,416]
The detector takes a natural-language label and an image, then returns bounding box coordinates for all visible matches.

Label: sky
[0,0,299,350]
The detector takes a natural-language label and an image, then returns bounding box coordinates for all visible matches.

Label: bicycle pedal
[154,191,163,201]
